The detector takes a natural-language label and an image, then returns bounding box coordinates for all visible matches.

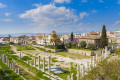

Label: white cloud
[0,3,7,8]
[79,12,89,19]
[76,23,83,27]
[5,13,10,16]
[99,0,104,3]
[114,21,120,25]
[118,0,120,4]
[54,0,71,3]
[1,19,13,22]
[20,4,78,27]
[81,0,87,3]
[92,10,98,13]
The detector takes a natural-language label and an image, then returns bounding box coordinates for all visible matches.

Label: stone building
[79,31,101,48]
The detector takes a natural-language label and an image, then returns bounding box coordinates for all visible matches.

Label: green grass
[51,57,58,62]
[21,56,31,61]
[0,45,50,80]
[15,45,35,51]
[35,47,53,53]
[0,59,23,80]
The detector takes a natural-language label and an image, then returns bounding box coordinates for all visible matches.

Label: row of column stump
[0,54,20,75]
[19,53,51,75]
[69,46,111,80]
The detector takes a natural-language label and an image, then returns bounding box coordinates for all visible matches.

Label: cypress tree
[71,32,73,41]
[100,25,108,48]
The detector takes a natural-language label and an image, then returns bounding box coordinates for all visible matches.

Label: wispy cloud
[118,0,120,4]
[54,0,71,3]
[114,21,120,25]
[79,12,89,19]
[99,0,104,3]
[0,3,7,8]
[1,19,13,22]
[92,10,98,13]
[5,13,10,17]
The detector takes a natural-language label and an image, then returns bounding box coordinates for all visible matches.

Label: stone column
[12,62,15,70]
[67,75,70,80]
[105,46,108,54]
[8,59,10,67]
[43,57,45,72]
[20,53,21,60]
[48,56,51,75]
[92,56,95,67]
[96,54,98,61]
[87,61,90,71]
[38,56,40,70]
[71,73,74,80]
[31,60,33,66]
[77,64,80,80]
[3,54,5,63]
[1,55,2,60]
[27,60,29,65]
[18,68,20,75]
[10,63,11,69]
[80,65,83,77]
[83,65,85,75]
[34,57,36,67]
[90,58,92,68]
[6,56,8,65]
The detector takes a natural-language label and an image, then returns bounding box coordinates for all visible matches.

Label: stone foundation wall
[68,49,102,56]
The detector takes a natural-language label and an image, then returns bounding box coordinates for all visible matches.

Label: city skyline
[0,0,120,34]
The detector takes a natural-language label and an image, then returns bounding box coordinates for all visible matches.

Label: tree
[100,25,108,48]
[66,42,72,48]
[71,32,74,41]
[8,35,11,42]
[80,41,87,48]
[87,43,96,50]
[50,33,61,46]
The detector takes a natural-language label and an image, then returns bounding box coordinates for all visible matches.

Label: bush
[82,59,120,80]
[80,41,87,48]
[87,43,96,50]
[9,42,14,45]
[56,44,65,49]
[66,42,72,48]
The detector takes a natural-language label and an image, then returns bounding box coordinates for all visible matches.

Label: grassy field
[35,47,53,53]
[54,52,92,59]
[15,45,35,51]
[0,45,50,80]
[0,59,23,80]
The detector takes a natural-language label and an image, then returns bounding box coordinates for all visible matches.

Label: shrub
[80,41,87,48]
[87,43,96,50]
[9,42,14,45]
[66,42,72,48]
[56,44,66,49]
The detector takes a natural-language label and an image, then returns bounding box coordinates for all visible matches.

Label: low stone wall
[68,49,102,56]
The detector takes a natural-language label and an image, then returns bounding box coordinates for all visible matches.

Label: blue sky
[0,0,120,34]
